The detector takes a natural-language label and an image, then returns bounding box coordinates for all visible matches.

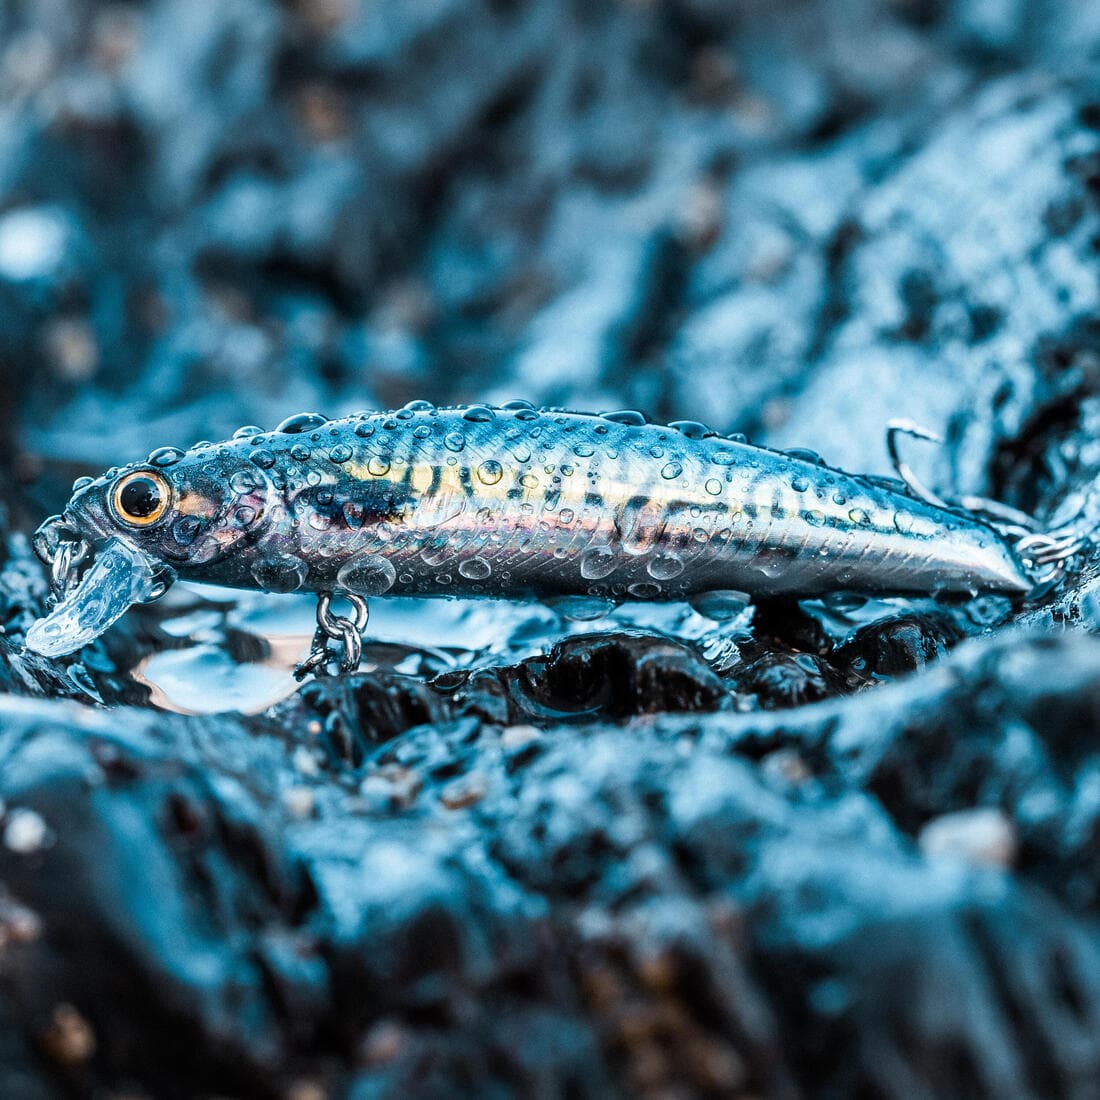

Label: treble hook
[886,418,1091,585]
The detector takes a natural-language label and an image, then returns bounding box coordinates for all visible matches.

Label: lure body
[26,403,1034,657]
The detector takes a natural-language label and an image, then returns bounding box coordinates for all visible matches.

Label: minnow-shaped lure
[25,402,1083,673]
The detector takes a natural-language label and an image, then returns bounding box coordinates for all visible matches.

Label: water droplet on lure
[477,460,503,485]
[894,511,914,534]
[173,516,201,545]
[444,431,466,452]
[580,546,617,580]
[251,449,276,469]
[849,508,870,525]
[458,558,492,581]
[329,444,353,463]
[308,512,332,531]
[689,590,750,621]
[669,420,712,439]
[337,554,396,596]
[354,421,375,438]
[602,409,647,426]
[804,509,826,527]
[290,443,312,462]
[791,476,810,492]
[413,425,432,439]
[463,405,495,422]
[367,456,391,477]
[661,461,683,480]
[234,425,263,440]
[546,595,617,621]
[149,446,184,467]
[705,479,723,496]
[628,581,661,598]
[573,443,595,458]
[230,470,260,494]
[276,412,328,434]
[647,552,684,580]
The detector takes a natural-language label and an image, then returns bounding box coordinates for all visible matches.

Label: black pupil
[119,478,161,518]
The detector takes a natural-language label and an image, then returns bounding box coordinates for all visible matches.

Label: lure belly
[26,402,1047,663]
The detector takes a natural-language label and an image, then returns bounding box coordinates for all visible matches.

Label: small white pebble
[282,787,315,820]
[919,807,1017,868]
[4,809,50,854]
[292,746,320,777]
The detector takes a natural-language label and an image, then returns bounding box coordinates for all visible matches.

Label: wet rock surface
[3,1,1100,1097]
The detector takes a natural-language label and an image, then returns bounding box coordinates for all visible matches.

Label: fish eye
[110,470,171,527]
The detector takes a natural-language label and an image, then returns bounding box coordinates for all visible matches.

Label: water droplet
[251,555,308,593]
[444,431,466,452]
[147,446,184,467]
[848,508,871,525]
[514,408,538,422]
[233,425,263,440]
[463,405,495,422]
[229,470,258,494]
[573,443,595,458]
[308,511,332,531]
[172,515,201,545]
[410,424,431,440]
[306,470,322,486]
[546,595,616,621]
[502,399,534,410]
[342,502,365,527]
[804,509,826,527]
[602,409,647,426]
[894,511,914,534]
[421,538,450,566]
[477,460,503,485]
[458,557,492,580]
[290,443,312,462]
[276,412,328,434]
[649,445,665,459]
[661,461,683,480]
[560,464,575,477]
[689,590,750,621]
[755,551,786,578]
[329,444,353,463]
[833,493,847,505]
[233,505,257,527]
[403,399,435,413]
[705,479,722,496]
[786,447,825,466]
[367,456,391,477]
[647,552,684,580]
[354,421,375,438]
[511,445,532,463]
[669,420,712,439]
[337,554,396,596]
[693,527,709,542]
[580,546,617,580]
[72,475,94,491]
[316,489,333,505]
[559,508,575,524]
[520,473,540,489]
[250,449,276,469]
[791,476,810,492]
[628,581,661,598]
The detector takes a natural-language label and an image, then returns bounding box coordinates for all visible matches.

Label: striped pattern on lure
[26,401,1040,661]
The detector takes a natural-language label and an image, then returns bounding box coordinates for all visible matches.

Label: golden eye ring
[110,470,172,528]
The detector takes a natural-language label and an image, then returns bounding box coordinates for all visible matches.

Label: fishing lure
[25,402,1085,676]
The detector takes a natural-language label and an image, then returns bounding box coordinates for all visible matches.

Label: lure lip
[25,537,167,658]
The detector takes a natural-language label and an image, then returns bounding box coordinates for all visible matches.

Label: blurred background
[5,5,1100,1099]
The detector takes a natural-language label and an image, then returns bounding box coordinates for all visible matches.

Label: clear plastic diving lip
[25,538,161,658]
